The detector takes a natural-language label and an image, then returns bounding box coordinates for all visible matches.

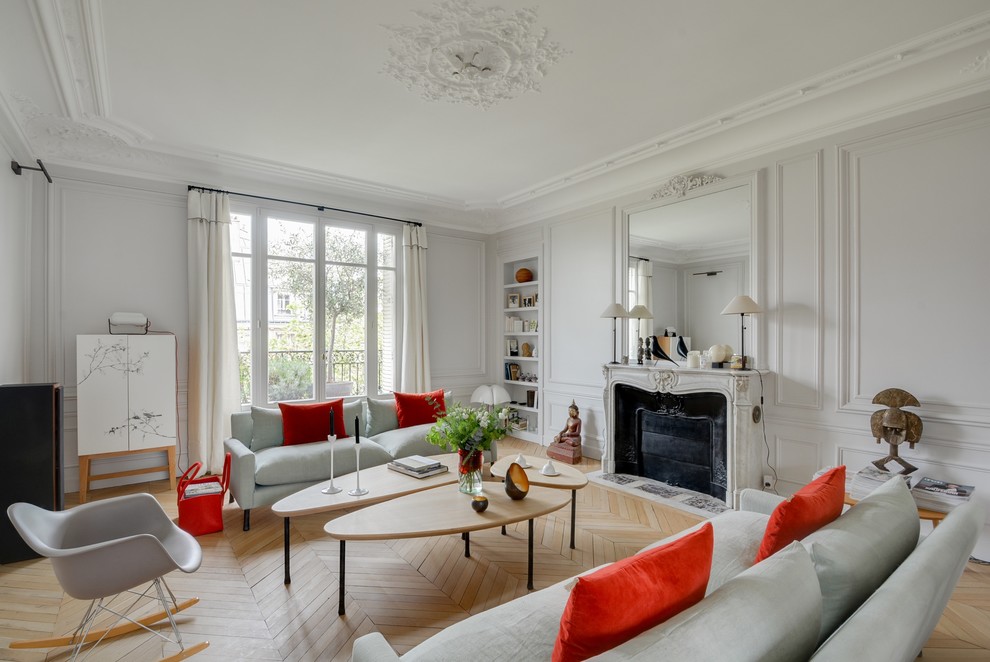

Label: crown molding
[492,11,990,210]
[17,4,990,234]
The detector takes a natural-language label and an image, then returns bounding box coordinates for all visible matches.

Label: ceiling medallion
[382,0,566,110]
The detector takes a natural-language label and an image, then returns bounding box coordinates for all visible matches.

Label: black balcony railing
[239,349,382,404]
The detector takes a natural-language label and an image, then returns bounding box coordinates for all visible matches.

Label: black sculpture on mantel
[649,336,678,366]
[870,388,922,475]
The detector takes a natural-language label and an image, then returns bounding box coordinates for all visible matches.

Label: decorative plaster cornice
[11,93,165,166]
[650,173,724,200]
[494,13,990,210]
[961,50,990,74]
[381,0,566,110]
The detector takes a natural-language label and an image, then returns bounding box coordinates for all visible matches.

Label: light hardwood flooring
[1,436,988,661]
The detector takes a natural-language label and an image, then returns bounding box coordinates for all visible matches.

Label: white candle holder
[322,434,342,494]
[349,425,369,497]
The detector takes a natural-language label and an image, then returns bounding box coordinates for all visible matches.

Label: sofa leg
[243,509,251,531]
[229,493,234,504]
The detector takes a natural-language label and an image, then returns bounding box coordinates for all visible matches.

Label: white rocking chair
[6,492,209,661]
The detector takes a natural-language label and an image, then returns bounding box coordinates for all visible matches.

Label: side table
[490,454,588,549]
[843,493,947,528]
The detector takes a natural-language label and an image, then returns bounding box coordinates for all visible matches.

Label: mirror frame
[619,169,763,367]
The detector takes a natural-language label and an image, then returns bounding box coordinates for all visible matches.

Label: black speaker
[0,383,63,563]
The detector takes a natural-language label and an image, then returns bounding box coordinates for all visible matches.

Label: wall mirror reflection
[625,173,758,364]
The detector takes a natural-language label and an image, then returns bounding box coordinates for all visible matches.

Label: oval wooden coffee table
[490,454,588,549]
[272,453,458,584]
[324,485,571,614]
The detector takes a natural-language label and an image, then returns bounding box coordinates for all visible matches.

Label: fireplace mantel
[602,364,769,508]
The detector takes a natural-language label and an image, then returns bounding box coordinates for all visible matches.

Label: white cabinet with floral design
[76,334,177,501]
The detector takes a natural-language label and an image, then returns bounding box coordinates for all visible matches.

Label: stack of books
[387,455,449,479]
[911,477,975,513]
[848,465,911,501]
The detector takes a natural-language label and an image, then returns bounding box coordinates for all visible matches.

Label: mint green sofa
[351,476,984,661]
[224,393,497,531]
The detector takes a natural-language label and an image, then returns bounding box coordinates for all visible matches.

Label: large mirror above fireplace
[623,171,761,364]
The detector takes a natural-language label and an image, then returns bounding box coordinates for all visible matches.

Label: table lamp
[600,303,630,364]
[720,295,762,370]
[471,384,511,412]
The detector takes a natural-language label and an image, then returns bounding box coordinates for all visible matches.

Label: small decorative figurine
[471,496,489,512]
[547,400,582,464]
[870,388,923,475]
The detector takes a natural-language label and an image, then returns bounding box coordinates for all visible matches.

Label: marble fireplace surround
[603,365,766,508]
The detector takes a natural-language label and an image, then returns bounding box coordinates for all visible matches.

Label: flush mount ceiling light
[382,0,566,110]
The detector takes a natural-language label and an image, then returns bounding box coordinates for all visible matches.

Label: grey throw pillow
[366,395,399,437]
[250,406,283,451]
[801,475,920,643]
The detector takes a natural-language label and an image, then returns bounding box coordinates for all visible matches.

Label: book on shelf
[183,482,223,498]
[911,477,975,513]
[391,455,443,473]
[387,462,449,479]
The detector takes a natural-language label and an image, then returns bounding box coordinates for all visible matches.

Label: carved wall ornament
[650,173,724,199]
[734,375,750,395]
[961,50,990,75]
[652,370,676,392]
[381,0,567,110]
[12,94,166,167]
[869,387,923,475]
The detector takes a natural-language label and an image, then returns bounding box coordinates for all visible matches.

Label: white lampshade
[471,384,511,406]
[720,295,763,315]
[627,304,653,319]
[600,303,630,319]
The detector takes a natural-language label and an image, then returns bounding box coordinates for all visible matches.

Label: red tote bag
[177,452,231,536]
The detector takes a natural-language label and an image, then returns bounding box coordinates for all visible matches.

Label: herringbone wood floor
[1,437,988,661]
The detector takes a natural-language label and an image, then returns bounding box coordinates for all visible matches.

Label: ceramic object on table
[471,496,489,512]
[514,453,530,468]
[540,460,559,476]
[505,463,530,500]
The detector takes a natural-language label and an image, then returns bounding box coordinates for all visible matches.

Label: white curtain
[637,258,653,340]
[187,190,239,473]
[401,224,431,391]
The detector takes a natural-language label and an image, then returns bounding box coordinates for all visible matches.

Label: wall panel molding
[773,151,824,409]
[428,234,487,380]
[837,108,990,426]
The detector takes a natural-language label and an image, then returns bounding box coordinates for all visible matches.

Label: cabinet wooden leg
[166,445,177,491]
[78,456,90,504]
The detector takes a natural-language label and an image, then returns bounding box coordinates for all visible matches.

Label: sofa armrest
[223,437,257,509]
[351,632,401,662]
[739,488,785,515]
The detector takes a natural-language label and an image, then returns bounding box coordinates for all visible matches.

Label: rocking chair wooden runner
[6,492,209,661]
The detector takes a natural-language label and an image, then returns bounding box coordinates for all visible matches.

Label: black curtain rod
[10,159,53,184]
[187,185,423,227]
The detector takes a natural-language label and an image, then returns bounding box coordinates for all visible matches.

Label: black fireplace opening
[613,384,728,502]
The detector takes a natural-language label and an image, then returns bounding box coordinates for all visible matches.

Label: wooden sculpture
[870,388,922,475]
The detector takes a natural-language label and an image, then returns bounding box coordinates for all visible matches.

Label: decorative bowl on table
[505,463,530,500]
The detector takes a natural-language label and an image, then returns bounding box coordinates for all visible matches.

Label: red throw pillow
[755,465,846,563]
[552,522,714,662]
[278,400,347,445]
[394,389,446,428]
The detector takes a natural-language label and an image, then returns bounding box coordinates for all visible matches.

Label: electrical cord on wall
[755,369,779,494]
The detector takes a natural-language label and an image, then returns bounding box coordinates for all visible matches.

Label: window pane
[326,226,367,264]
[231,212,252,254]
[378,268,396,393]
[378,232,396,268]
[326,264,367,396]
[234,255,252,405]
[268,217,314,259]
[268,259,314,401]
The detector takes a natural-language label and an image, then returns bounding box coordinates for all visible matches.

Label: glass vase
[458,449,484,496]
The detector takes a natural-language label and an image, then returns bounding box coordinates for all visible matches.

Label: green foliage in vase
[426,401,510,454]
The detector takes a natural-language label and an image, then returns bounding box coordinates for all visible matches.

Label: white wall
[426,231,488,403]
[28,174,486,493]
[498,94,990,530]
[0,143,28,383]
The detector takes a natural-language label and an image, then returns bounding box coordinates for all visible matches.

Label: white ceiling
[2,0,990,223]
